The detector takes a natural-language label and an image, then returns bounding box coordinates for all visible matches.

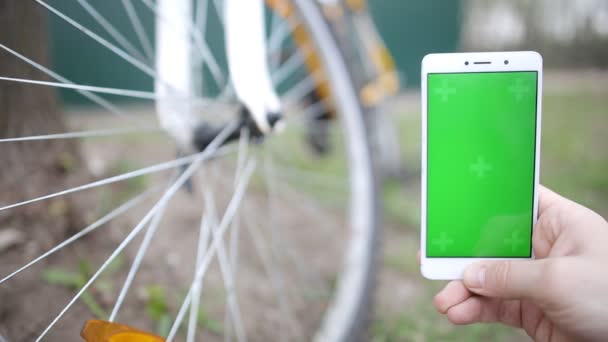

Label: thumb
[463,260,547,300]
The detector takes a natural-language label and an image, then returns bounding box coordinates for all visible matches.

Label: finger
[433,281,472,314]
[532,222,553,259]
[535,185,577,256]
[531,186,559,259]
[463,260,548,300]
[538,185,563,214]
[446,296,523,328]
[416,250,421,265]
[536,185,604,255]
[445,296,484,325]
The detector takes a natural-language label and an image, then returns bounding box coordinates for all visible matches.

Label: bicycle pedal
[81,320,164,342]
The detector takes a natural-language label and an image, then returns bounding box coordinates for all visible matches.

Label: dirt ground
[0,107,360,341]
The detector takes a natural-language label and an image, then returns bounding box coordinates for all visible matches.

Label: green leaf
[145,285,169,322]
[81,291,108,319]
[95,280,113,296]
[156,314,172,337]
[197,308,223,334]
[41,268,83,287]
[105,255,124,274]
[78,259,93,278]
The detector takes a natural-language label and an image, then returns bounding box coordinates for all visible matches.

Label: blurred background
[1,0,606,341]
[45,0,608,340]
[49,0,608,91]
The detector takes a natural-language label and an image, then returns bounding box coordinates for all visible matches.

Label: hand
[427,186,608,342]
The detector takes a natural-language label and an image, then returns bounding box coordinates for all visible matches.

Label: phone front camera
[465,61,469,66]
[504,60,509,65]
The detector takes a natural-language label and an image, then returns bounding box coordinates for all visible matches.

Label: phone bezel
[420,51,543,280]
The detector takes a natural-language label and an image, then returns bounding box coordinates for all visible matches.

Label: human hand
[426,186,608,341]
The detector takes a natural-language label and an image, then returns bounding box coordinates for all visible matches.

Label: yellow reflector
[81,320,165,342]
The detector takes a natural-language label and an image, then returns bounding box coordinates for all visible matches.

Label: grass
[539,92,608,216]
[98,159,149,215]
[144,285,173,336]
[143,284,223,337]
[41,256,124,319]
[43,261,223,338]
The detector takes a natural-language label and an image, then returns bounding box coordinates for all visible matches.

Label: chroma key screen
[426,71,538,257]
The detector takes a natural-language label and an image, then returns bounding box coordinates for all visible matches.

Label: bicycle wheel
[0,0,379,341]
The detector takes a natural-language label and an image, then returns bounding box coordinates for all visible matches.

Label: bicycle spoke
[275,100,331,131]
[242,214,301,340]
[224,128,249,342]
[195,0,209,29]
[0,76,158,100]
[210,0,224,26]
[193,0,209,94]
[108,181,172,321]
[0,75,220,106]
[202,157,327,296]
[0,126,160,143]
[186,205,213,342]
[166,160,255,342]
[262,153,304,273]
[300,99,329,119]
[121,0,155,62]
[262,154,329,293]
[0,147,232,213]
[229,129,249,274]
[34,0,157,79]
[270,161,341,234]
[268,12,284,70]
[0,187,158,285]
[267,20,292,57]
[35,156,205,341]
[111,124,236,333]
[204,191,246,342]
[0,43,130,120]
[272,46,311,87]
[76,0,148,63]
[282,71,324,106]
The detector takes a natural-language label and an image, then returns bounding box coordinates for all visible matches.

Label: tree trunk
[0,2,88,250]
[0,3,94,336]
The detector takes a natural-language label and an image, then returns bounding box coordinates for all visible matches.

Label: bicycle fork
[155,0,283,152]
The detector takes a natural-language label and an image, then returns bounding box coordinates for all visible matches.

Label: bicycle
[0,0,399,341]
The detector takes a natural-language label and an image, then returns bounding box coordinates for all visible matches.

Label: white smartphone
[420,51,543,280]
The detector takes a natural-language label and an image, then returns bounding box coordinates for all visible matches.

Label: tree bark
[0,2,86,241]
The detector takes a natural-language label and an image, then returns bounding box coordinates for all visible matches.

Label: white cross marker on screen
[433,232,454,252]
[505,230,525,252]
[509,79,531,102]
[470,156,493,177]
[435,79,456,102]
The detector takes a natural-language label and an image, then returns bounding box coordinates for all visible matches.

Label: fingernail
[464,265,486,288]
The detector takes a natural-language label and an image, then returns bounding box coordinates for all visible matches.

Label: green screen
[426,71,538,258]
